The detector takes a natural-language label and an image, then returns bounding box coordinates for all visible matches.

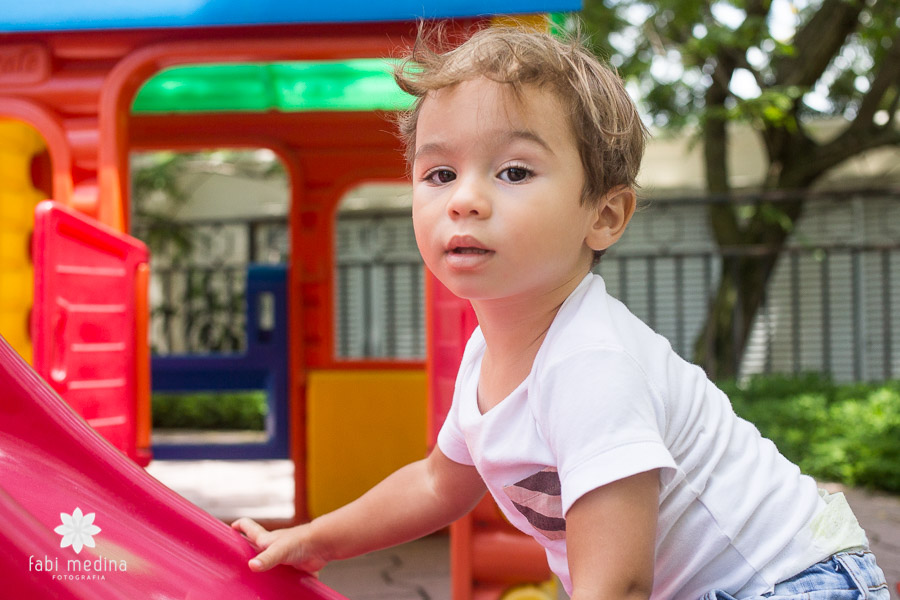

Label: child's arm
[565,469,660,600]
[231,446,485,572]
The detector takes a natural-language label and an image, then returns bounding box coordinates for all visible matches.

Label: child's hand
[231,517,329,574]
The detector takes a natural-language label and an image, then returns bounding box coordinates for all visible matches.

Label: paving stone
[149,461,900,600]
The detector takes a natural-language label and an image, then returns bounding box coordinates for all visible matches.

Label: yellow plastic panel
[500,581,558,600]
[307,369,427,518]
[0,120,47,362]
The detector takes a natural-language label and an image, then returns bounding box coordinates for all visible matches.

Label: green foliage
[722,375,900,493]
[152,391,267,430]
[578,0,897,129]
[131,152,196,266]
[577,0,900,378]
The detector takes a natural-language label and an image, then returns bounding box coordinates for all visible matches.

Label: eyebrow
[413,142,448,162]
[413,129,555,162]
[501,129,554,154]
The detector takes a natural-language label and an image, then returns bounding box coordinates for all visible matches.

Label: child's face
[411,77,598,303]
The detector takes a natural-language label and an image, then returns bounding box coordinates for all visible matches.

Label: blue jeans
[701,552,889,600]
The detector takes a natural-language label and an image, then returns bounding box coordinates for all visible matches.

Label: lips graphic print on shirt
[502,467,566,541]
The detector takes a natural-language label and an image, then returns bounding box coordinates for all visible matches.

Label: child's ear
[586,186,636,252]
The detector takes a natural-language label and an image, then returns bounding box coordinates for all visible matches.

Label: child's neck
[471,274,586,412]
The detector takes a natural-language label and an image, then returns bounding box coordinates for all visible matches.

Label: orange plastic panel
[133,261,152,465]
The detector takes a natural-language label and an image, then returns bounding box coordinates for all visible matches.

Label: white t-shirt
[437,274,866,599]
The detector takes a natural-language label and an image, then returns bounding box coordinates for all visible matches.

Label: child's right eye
[425,169,456,184]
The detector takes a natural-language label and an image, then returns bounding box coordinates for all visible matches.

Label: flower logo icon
[54,508,101,554]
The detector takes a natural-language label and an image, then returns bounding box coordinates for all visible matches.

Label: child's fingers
[232,519,316,573]
[231,517,269,545]
[248,544,285,572]
[232,518,291,571]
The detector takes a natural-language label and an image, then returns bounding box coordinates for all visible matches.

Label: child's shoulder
[536,273,686,387]
[544,273,649,353]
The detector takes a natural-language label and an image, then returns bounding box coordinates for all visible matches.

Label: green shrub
[152,391,267,430]
[722,375,900,493]
[149,376,900,493]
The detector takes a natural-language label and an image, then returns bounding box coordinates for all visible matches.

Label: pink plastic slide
[0,334,348,599]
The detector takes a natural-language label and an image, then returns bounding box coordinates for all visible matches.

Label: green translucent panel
[132,59,414,114]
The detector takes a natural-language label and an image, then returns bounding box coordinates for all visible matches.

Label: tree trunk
[693,192,805,379]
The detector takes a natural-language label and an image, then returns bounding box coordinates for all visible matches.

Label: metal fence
[598,243,899,381]
[134,190,900,382]
[597,190,900,382]
[133,216,288,355]
[134,210,427,359]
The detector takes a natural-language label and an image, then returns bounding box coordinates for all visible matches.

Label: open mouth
[450,247,491,255]
[446,235,492,259]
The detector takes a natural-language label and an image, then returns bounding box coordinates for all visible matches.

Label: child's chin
[444,281,509,302]
[437,278,485,300]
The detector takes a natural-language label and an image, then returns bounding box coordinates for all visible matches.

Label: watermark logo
[28,507,126,583]
[54,508,101,554]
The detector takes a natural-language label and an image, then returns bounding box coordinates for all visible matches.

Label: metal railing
[133,216,288,355]
[133,190,900,381]
[335,259,425,359]
[597,189,900,382]
[597,244,900,381]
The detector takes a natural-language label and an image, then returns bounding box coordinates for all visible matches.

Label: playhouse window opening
[334,183,425,360]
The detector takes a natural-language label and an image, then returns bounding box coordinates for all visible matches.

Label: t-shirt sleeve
[536,348,676,515]
[436,393,475,466]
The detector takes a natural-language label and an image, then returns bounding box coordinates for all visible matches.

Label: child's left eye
[498,166,532,183]
[424,168,456,184]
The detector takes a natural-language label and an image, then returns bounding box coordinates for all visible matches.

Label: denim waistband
[699,551,889,600]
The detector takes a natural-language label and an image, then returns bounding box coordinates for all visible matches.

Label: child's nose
[446,176,492,219]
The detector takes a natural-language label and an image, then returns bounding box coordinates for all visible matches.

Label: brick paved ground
[147,461,900,600]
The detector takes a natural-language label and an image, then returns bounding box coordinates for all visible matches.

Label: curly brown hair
[393,24,647,208]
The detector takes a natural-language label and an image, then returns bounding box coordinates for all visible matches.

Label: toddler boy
[233,26,888,600]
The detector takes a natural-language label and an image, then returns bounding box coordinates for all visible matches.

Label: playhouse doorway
[134,148,295,522]
[125,55,414,524]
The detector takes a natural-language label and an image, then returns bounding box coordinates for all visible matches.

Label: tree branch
[887,90,900,126]
[704,54,741,242]
[728,0,770,87]
[704,0,774,244]
[773,0,865,87]
[852,30,900,129]
[795,126,900,186]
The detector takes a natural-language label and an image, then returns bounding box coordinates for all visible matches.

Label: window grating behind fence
[334,211,425,360]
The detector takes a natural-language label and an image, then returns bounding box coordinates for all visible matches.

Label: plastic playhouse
[1,1,579,598]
